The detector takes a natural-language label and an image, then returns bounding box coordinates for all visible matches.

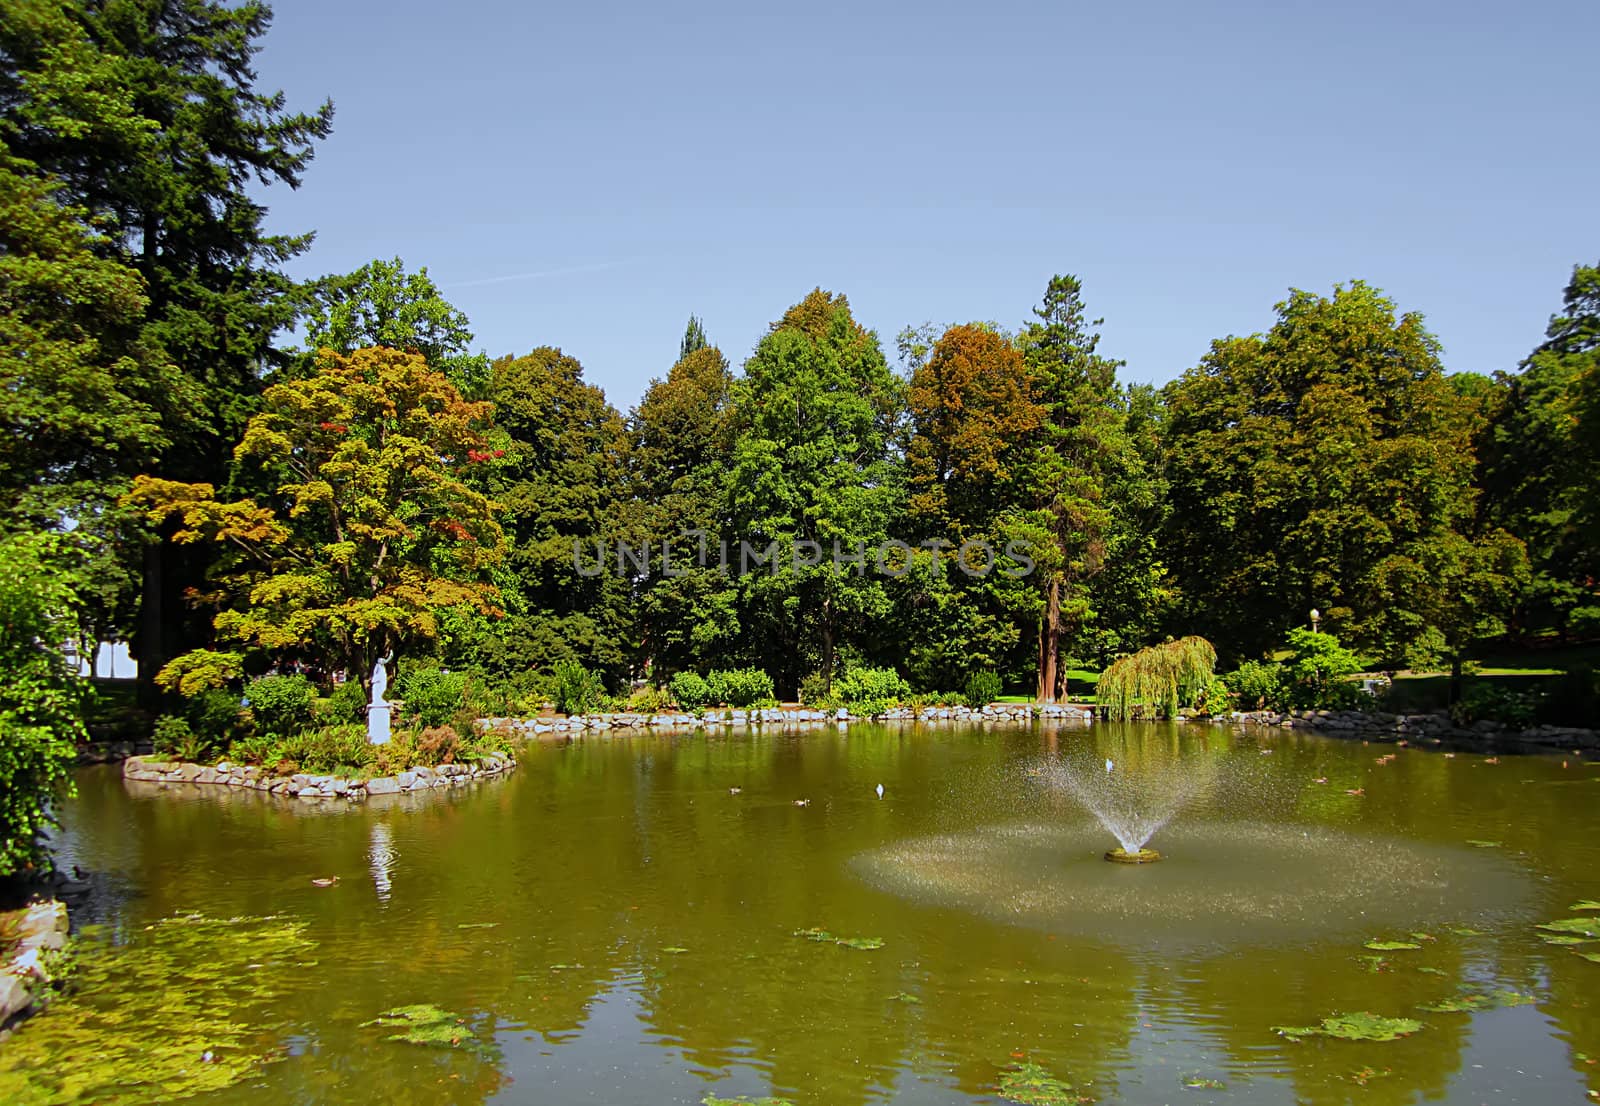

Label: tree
[0,534,88,877]
[727,290,904,694]
[123,348,502,693]
[679,315,709,361]
[2,0,334,701]
[1162,281,1513,664]
[1480,262,1600,637]
[475,347,634,685]
[304,256,490,398]
[896,323,1043,688]
[630,344,740,677]
[1016,275,1133,701]
[1097,636,1216,721]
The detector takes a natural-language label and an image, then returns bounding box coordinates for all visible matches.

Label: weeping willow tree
[1097,636,1217,721]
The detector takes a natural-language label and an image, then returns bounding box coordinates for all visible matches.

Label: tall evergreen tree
[2,0,333,700]
[1016,275,1130,701]
[629,345,739,677]
[679,315,709,361]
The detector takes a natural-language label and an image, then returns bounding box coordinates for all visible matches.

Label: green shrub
[1194,675,1233,715]
[964,670,1002,708]
[547,658,604,716]
[1225,660,1285,710]
[266,724,373,776]
[245,674,316,738]
[152,715,201,761]
[225,732,277,766]
[1452,684,1541,728]
[834,666,910,715]
[395,666,468,729]
[318,679,367,725]
[624,685,672,713]
[0,534,85,875]
[1283,629,1363,709]
[186,688,248,750]
[798,671,837,709]
[706,667,776,707]
[669,671,712,711]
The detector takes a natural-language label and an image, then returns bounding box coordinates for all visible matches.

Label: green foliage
[1283,629,1363,709]
[792,927,885,950]
[547,658,604,716]
[0,533,85,875]
[964,669,1002,708]
[623,685,672,713]
[727,290,903,696]
[832,666,910,714]
[244,675,316,739]
[1163,281,1512,665]
[1098,636,1217,721]
[395,666,468,729]
[361,1003,495,1055]
[125,348,504,692]
[797,671,837,708]
[318,678,369,725]
[1450,684,1541,728]
[151,715,204,762]
[669,671,713,712]
[706,667,777,708]
[305,257,490,398]
[153,650,242,698]
[261,725,372,776]
[1195,675,1233,715]
[1226,660,1286,711]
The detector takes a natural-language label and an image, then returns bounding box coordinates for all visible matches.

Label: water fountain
[1038,740,1219,863]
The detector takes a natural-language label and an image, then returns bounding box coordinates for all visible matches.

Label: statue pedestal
[367,702,391,745]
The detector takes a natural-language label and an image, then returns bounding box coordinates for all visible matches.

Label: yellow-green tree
[124,348,503,693]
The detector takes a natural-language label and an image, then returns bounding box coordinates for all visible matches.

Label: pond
[5,722,1599,1105]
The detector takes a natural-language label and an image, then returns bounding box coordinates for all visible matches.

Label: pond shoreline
[1223,708,1600,752]
[0,900,68,1039]
[120,752,516,799]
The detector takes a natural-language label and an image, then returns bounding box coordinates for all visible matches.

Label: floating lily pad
[1419,989,1537,1013]
[1579,952,1600,964]
[1417,966,1446,975]
[1572,901,1600,911]
[889,992,921,1004]
[1181,1074,1226,1089]
[1466,840,1502,848]
[1365,941,1422,951]
[997,1061,1093,1105]
[1540,934,1596,946]
[792,927,884,951]
[1447,926,1484,937]
[702,1097,795,1106]
[1274,1012,1423,1042]
[1409,932,1436,942]
[1538,919,1600,937]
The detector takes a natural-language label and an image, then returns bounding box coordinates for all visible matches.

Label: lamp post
[1310,608,1321,634]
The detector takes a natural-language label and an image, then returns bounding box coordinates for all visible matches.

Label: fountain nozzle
[1104,847,1162,864]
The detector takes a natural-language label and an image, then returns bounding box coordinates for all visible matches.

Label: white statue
[367,656,392,745]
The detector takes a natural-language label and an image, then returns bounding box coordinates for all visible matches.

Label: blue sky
[254,0,1599,409]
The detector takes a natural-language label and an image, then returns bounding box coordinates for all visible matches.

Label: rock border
[1,899,68,1036]
[121,752,516,800]
[1215,709,1599,751]
[483,701,1095,736]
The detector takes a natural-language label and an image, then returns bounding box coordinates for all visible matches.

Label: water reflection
[15,727,1600,1106]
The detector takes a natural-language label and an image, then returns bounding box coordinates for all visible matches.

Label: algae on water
[361,1003,495,1056]
[0,912,314,1106]
[1419,989,1537,1013]
[997,1060,1093,1105]
[1273,1012,1423,1042]
[792,927,884,951]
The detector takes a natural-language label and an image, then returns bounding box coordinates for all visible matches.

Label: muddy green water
[8,722,1600,1105]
